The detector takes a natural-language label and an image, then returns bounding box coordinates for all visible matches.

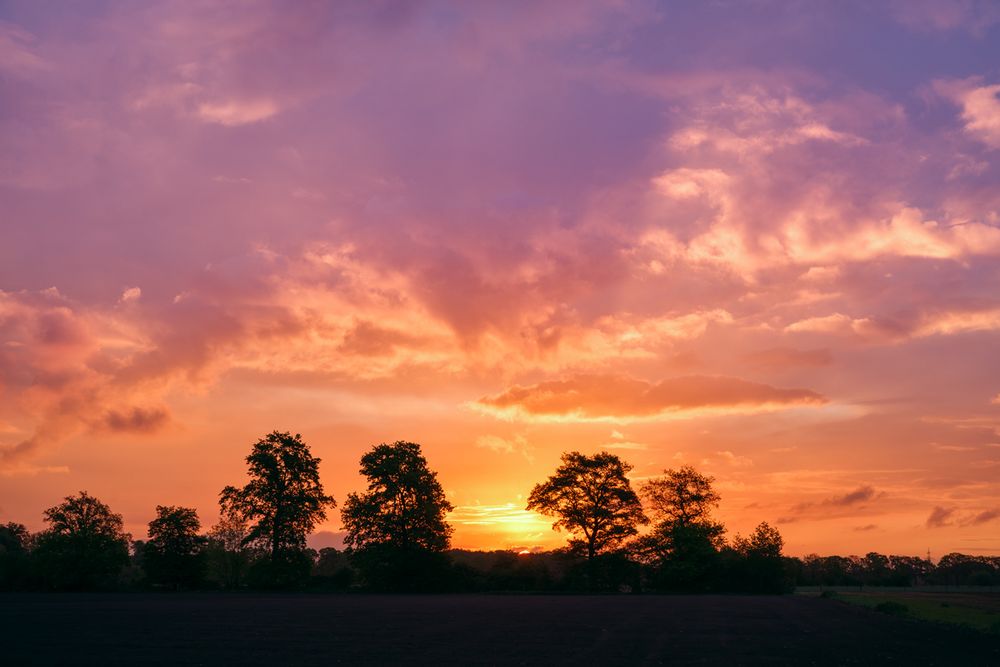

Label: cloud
[96,406,171,434]
[307,530,347,550]
[926,506,956,528]
[829,486,878,506]
[0,463,70,477]
[196,99,280,126]
[892,0,1000,33]
[935,79,1000,149]
[448,503,551,531]
[119,287,141,304]
[779,485,883,523]
[0,22,47,75]
[474,374,826,423]
[713,450,753,467]
[744,347,832,368]
[961,508,1000,526]
[853,524,879,532]
[605,440,648,451]
[475,434,532,460]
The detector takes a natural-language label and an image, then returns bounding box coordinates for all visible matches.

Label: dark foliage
[721,522,791,593]
[0,522,31,590]
[220,431,335,586]
[342,441,453,552]
[31,491,130,590]
[203,511,260,589]
[311,547,355,591]
[143,506,207,589]
[637,467,726,591]
[528,451,647,561]
[341,441,454,590]
[788,551,1000,588]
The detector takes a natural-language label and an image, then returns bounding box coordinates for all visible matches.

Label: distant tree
[638,467,726,590]
[220,431,335,569]
[341,441,454,590]
[931,553,999,586]
[728,521,788,593]
[734,521,784,558]
[861,552,890,586]
[313,547,355,590]
[204,510,258,589]
[887,555,932,586]
[32,491,130,590]
[0,522,30,590]
[143,506,206,588]
[527,451,647,561]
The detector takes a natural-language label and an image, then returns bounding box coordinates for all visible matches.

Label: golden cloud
[474,373,826,423]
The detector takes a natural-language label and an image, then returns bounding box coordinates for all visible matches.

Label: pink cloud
[935,79,1000,149]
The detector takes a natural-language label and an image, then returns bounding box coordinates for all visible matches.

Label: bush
[874,601,908,616]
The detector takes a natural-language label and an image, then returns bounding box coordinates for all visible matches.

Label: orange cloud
[474,373,826,423]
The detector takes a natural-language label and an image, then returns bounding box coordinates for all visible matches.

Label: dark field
[2,593,998,666]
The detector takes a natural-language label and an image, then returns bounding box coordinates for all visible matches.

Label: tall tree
[638,466,725,590]
[341,441,454,552]
[220,431,335,563]
[527,451,647,561]
[32,491,131,590]
[641,466,722,530]
[143,505,206,588]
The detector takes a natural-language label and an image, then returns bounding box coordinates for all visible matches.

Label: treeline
[0,431,991,593]
[788,552,1000,588]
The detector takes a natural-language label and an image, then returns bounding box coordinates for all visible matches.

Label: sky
[2,0,1000,558]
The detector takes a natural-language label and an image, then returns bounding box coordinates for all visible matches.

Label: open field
[2,593,999,666]
[834,590,1000,634]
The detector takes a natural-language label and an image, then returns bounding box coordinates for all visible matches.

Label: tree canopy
[220,431,335,562]
[527,451,647,560]
[637,467,726,589]
[32,491,131,590]
[144,505,206,588]
[641,466,722,529]
[341,441,454,552]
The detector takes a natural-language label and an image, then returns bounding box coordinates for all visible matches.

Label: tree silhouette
[728,521,787,592]
[641,466,722,530]
[0,522,30,590]
[204,510,257,589]
[528,451,647,561]
[638,466,726,590]
[341,441,454,590]
[220,431,335,577]
[32,491,130,590]
[342,441,454,552]
[143,505,206,589]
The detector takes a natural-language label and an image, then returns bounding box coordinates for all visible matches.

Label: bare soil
[2,593,997,665]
